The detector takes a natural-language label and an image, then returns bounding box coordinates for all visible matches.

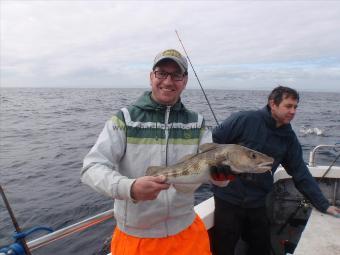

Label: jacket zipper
[164,106,171,235]
[164,106,171,166]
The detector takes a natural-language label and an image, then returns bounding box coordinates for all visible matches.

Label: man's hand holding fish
[130,175,170,201]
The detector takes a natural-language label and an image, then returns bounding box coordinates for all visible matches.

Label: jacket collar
[133,91,186,112]
[260,105,293,134]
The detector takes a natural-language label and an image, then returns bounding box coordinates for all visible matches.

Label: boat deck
[294,209,340,254]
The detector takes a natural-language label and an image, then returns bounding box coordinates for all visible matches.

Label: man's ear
[183,75,188,87]
[269,99,275,109]
[149,71,154,86]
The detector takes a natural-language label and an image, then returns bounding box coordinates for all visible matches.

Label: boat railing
[26,209,114,251]
[308,144,340,167]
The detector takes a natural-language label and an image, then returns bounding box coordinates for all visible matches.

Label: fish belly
[166,168,210,184]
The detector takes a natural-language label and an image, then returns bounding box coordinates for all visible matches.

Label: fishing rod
[175,30,219,126]
[0,185,32,255]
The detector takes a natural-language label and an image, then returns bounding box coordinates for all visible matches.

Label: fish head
[218,144,274,174]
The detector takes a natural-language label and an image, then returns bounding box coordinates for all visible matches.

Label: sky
[1,1,340,92]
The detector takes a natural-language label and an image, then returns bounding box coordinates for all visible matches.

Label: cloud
[1,1,340,91]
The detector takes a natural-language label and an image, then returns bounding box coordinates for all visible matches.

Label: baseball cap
[152,49,188,73]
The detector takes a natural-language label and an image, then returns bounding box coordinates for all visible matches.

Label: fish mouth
[256,162,273,172]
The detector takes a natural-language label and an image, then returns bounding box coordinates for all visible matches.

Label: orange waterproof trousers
[111,215,211,255]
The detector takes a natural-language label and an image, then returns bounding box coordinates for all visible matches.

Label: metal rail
[308,144,340,167]
[26,209,114,251]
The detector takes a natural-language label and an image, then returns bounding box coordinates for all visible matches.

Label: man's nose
[164,74,173,83]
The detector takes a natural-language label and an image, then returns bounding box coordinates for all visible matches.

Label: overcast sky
[1,1,340,92]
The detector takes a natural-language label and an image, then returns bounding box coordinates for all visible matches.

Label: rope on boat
[0,185,32,255]
[321,153,340,179]
[0,185,53,255]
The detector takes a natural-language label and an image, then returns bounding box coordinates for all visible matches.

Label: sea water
[0,88,339,254]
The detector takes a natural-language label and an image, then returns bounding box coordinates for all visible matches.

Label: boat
[196,144,340,255]
[1,144,339,255]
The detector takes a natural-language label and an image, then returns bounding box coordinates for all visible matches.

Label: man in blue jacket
[211,86,340,255]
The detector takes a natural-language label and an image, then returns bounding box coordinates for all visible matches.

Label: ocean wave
[299,126,324,136]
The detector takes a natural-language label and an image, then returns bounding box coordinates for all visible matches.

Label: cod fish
[146,143,274,193]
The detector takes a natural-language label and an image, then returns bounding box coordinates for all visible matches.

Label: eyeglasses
[154,71,187,81]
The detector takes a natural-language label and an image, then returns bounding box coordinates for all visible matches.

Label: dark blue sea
[1,88,339,255]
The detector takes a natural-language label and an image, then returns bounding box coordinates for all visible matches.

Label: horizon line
[1,86,339,93]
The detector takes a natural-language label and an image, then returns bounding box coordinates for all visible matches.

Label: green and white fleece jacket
[81,91,212,238]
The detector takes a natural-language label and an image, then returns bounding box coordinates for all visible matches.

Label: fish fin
[146,166,168,176]
[210,179,230,187]
[199,143,219,152]
[173,184,201,193]
[177,153,197,164]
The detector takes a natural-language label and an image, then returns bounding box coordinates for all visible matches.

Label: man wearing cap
[81,49,214,255]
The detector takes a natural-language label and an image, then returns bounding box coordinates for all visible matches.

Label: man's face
[270,96,298,127]
[150,61,187,106]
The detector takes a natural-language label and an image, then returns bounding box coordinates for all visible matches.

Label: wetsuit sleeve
[282,136,329,212]
[81,113,135,201]
[212,113,243,144]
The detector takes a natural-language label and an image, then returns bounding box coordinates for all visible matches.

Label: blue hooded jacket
[212,105,329,212]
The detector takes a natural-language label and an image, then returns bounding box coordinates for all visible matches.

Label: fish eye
[251,153,256,159]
